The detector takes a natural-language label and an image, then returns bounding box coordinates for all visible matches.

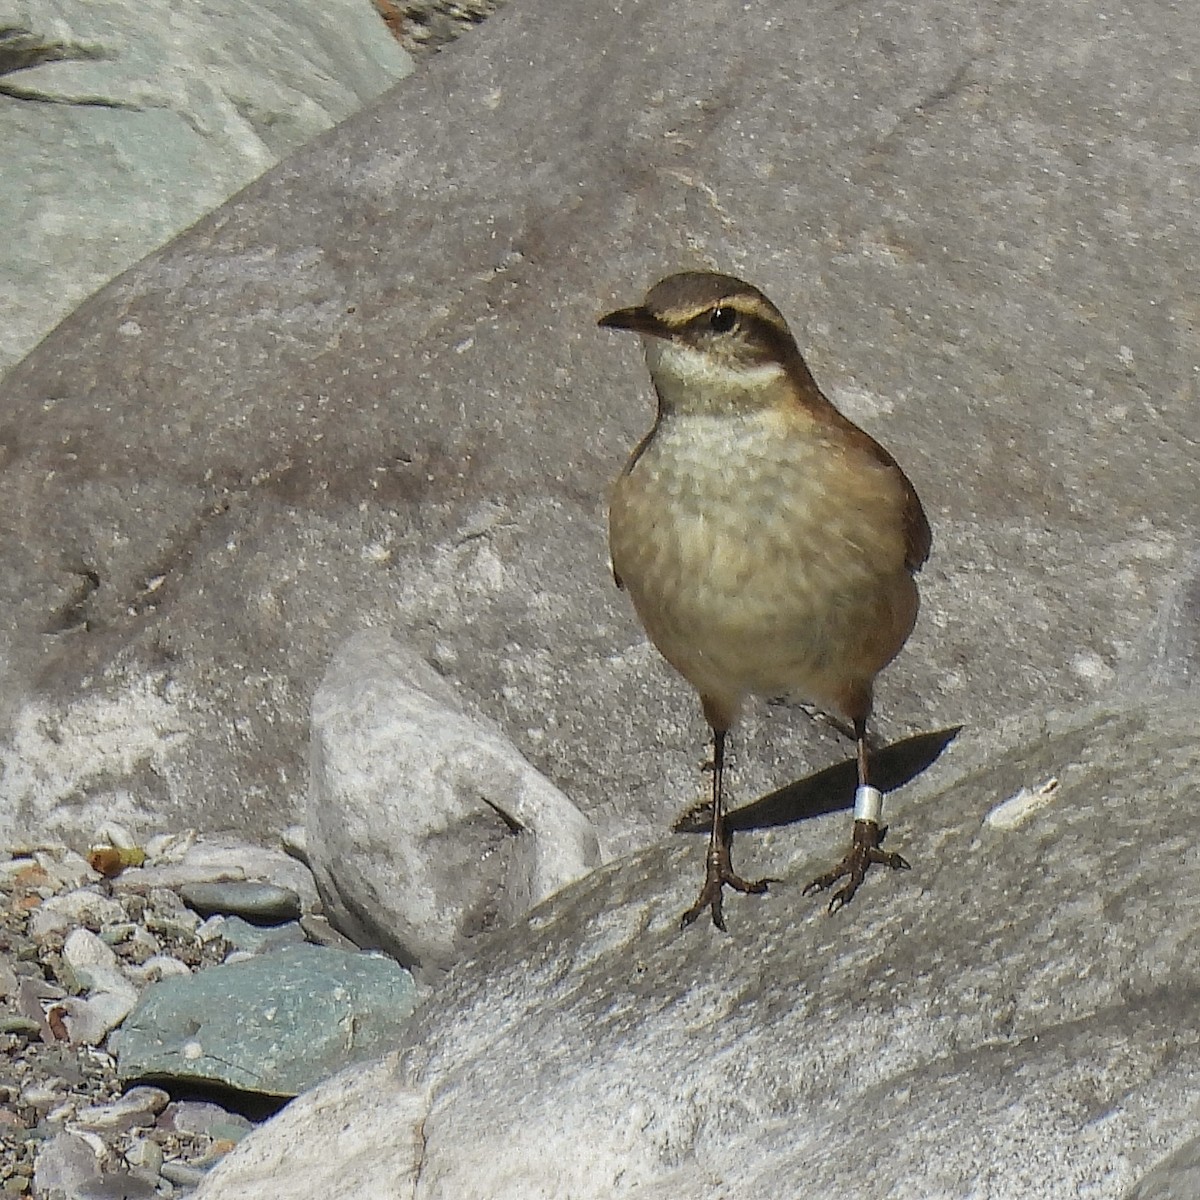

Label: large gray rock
[0,0,411,374]
[308,630,601,975]
[0,0,1197,860]
[192,696,1200,1198]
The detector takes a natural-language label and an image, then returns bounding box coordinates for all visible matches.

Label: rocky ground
[0,832,414,1198]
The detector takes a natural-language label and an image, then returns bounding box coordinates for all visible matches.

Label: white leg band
[853,785,883,824]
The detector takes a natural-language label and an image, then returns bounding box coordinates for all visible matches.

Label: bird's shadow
[673,725,962,834]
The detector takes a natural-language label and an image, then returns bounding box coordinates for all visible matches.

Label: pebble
[298,913,359,951]
[73,1085,170,1131]
[33,849,97,892]
[95,821,138,850]
[280,824,309,865]
[58,988,138,1046]
[123,954,193,986]
[21,1078,68,1111]
[179,880,302,925]
[26,904,72,942]
[125,1135,164,1175]
[63,927,121,975]
[159,1100,253,1142]
[32,1131,102,1197]
[160,1160,210,1187]
[203,915,307,955]
[0,1015,43,1037]
[36,887,129,929]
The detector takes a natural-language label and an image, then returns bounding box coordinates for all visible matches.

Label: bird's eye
[708,306,737,333]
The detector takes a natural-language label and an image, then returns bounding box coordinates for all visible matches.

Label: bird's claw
[681,842,775,931]
[803,819,909,913]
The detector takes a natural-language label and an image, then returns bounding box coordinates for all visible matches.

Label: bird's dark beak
[597,305,668,338]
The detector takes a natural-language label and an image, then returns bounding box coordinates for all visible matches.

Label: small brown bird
[599,271,931,929]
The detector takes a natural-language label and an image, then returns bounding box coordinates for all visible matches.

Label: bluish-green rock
[113,945,418,1097]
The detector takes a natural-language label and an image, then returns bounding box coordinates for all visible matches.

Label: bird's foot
[803,819,909,914]
[680,840,774,932]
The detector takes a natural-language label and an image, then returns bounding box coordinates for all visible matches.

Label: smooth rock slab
[194,697,1200,1198]
[113,944,418,1098]
[0,0,412,374]
[5,0,1200,871]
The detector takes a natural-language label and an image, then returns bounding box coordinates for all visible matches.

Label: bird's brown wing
[826,409,932,574]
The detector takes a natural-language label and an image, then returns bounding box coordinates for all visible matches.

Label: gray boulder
[0,0,411,374]
[308,630,601,975]
[191,696,1200,1198]
[0,0,1197,867]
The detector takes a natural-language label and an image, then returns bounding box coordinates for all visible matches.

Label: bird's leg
[680,727,773,931]
[803,717,910,913]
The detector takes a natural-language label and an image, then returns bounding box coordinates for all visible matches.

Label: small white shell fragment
[985,778,1060,831]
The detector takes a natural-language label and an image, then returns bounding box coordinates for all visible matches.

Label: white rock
[63,928,120,975]
[72,1086,170,1131]
[38,888,128,928]
[27,905,72,942]
[34,848,97,890]
[281,825,309,865]
[123,954,193,985]
[308,631,602,976]
[59,970,139,1045]
[94,820,137,850]
[113,836,319,910]
[126,1135,165,1175]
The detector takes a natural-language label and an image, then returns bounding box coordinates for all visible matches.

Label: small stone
[144,830,197,861]
[34,849,97,891]
[298,914,359,951]
[26,905,72,943]
[125,1135,164,1175]
[95,821,138,850]
[21,1078,68,1112]
[280,824,309,865]
[32,1131,102,1196]
[0,855,36,881]
[64,927,121,976]
[36,887,129,929]
[159,1100,253,1142]
[179,881,302,925]
[143,893,202,940]
[123,955,193,986]
[197,912,304,952]
[58,971,139,1045]
[0,1015,43,1037]
[16,976,59,1038]
[73,1085,170,1131]
[0,1107,27,1134]
[160,1161,209,1187]
[3,1175,31,1195]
